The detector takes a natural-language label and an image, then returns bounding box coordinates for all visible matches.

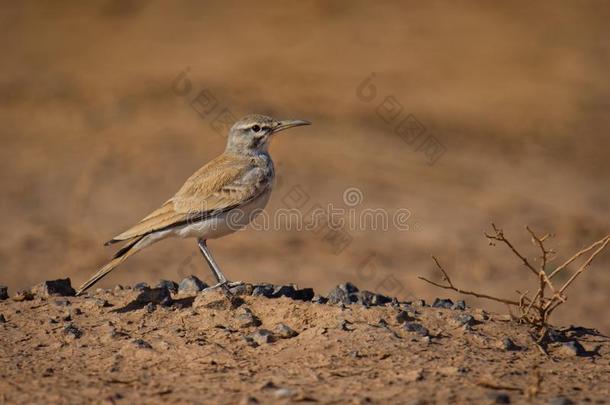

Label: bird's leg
[197,239,243,295]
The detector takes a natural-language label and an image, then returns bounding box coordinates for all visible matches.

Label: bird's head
[225,114,310,154]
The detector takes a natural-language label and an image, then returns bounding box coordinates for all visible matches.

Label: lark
[76,114,310,295]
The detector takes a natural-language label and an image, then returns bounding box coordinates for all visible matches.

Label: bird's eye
[252,125,261,132]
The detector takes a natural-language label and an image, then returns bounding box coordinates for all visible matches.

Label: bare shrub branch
[420,223,610,334]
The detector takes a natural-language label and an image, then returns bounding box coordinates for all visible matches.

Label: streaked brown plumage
[76,114,310,295]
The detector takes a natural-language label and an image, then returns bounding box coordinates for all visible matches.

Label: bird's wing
[106,154,269,244]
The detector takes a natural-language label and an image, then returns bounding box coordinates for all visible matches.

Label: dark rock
[549,397,574,405]
[312,295,328,304]
[558,340,586,357]
[453,300,466,310]
[327,286,350,305]
[502,338,520,351]
[396,310,414,324]
[178,276,208,293]
[145,303,156,313]
[136,287,172,306]
[41,279,76,297]
[236,308,262,328]
[432,298,454,309]
[63,323,83,339]
[132,338,152,349]
[404,322,429,337]
[0,286,8,300]
[341,282,359,294]
[275,323,298,339]
[229,283,254,296]
[453,313,476,327]
[0,314,6,323]
[62,312,72,322]
[13,290,34,302]
[272,285,296,299]
[487,392,511,404]
[293,287,315,301]
[156,280,179,293]
[340,320,354,331]
[248,329,276,345]
[252,284,275,298]
[133,282,150,291]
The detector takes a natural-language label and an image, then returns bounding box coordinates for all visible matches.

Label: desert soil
[1,281,608,404]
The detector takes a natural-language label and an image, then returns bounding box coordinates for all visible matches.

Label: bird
[75,114,310,296]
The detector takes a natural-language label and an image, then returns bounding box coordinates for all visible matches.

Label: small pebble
[395,310,414,324]
[0,285,8,300]
[178,276,207,293]
[501,338,520,351]
[0,314,6,323]
[63,323,83,339]
[248,329,276,345]
[156,280,179,294]
[136,287,172,306]
[327,286,351,305]
[312,295,328,304]
[404,322,429,337]
[432,298,453,309]
[132,339,152,349]
[40,278,76,297]
[229,283,254,296]
[452,313,476,327]
[236,308,262,328]
[453,300,466,310]
[275,323,298,339]
[252,284,275,298]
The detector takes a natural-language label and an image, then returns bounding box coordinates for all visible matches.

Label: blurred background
[1,1,609,332]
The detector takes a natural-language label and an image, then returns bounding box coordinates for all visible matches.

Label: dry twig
[420,223,610,335]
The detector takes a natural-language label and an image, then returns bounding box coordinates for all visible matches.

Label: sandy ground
[1,282,609,404]
[1,1,610,402]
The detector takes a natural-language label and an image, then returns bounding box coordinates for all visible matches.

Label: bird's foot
[203,280,245,295]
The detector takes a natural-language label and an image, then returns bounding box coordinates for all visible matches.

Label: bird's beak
[273,119,311,133]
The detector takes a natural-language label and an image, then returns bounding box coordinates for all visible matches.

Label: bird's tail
[75,236,145,296]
